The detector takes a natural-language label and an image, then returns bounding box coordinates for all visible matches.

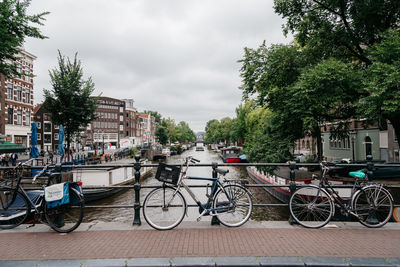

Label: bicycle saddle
[215,168,229,176]
[349,171,366,179]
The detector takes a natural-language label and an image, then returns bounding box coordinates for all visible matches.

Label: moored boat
[220,146,242,163]
[72,160,153,202]
[246,166,351,203]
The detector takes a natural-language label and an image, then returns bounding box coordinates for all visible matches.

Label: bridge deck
[1,221,400,266]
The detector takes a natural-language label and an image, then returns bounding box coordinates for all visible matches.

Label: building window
[365,136,372,158]
[7,108,13,124]
[54,133,59,140]
[44,123,51,132]
[44,134,51,143]
[17,110,22,125]
[43,113,50,121]
[25,88,30,103]
[37,133,41,140]
[26,111,31,126]
[7,84,13,100]
[16,86,22,102]
[37,122,41,129]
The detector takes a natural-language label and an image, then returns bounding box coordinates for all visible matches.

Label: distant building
[294,119,399,163]
[0,49,36,147]
[83,97,126,152]
[33,104,60,152]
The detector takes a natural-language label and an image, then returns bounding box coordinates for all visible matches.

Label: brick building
[0,49,36,147]
[33,104,60,152]
[83,97,126,151]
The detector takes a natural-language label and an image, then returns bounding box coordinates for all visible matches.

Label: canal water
[83,146,289,223]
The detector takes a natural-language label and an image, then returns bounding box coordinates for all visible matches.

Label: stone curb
[1,256,400,267]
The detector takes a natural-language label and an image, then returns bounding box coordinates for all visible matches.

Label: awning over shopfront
[0,140,27,154]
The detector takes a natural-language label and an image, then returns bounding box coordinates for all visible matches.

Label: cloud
[25,0,292,132]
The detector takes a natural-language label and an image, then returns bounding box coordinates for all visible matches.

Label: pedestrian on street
[10,153,18,166]
[4,154,10,166]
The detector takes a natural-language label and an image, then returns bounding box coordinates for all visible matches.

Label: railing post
[289,161,297,225]
[133,155,141,225]
[365,155,379,225]
[211,162,220,225]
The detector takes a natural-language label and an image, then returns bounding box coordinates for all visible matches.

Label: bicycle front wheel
[289,186,334,228]
[45,188,84,233]
[143,186,186,230]
[213,184,253,227]
[0,188,30,229]
[353,185,393,228]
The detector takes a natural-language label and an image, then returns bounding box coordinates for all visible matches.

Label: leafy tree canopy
[44,51,98,156]
[0,0,48,77]
[274,0,400,65]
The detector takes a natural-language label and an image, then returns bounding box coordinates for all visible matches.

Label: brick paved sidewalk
[0,222,400,261]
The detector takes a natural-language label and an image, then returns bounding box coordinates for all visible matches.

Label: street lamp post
[350,130,356,162]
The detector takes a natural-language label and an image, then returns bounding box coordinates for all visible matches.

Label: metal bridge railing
[1,155,399,225]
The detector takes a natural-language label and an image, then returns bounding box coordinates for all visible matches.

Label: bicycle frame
[167,159,235,216]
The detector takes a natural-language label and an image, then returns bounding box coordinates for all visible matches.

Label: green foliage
[144,110,162,124]
[155,126,168,145]
[0,0,49,77]
[358,29,400,142]
[44,51,98,157]
[129,147,137,157]
[274,0,400,65]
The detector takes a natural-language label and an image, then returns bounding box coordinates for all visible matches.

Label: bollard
[133,155,142,225]
[211,162,220,225]
[288,161,297,225]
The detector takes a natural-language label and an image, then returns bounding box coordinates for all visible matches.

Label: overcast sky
[25,0,292,132]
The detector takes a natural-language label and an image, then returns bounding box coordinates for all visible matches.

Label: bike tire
[0,188,30,230]
[352,185,393,228]
[143,186,186,230]
[213,184,253,227]
[289,185,334,228]
[45,188,84,233]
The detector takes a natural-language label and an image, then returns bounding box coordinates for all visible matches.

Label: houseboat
[246,166,350,203]
[220,146,242,163]
[73,160,153,202]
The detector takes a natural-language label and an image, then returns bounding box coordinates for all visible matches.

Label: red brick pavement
[0,227,400,261]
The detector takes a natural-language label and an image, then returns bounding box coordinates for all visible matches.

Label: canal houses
[293,119,400,163]
[0,48,36,148]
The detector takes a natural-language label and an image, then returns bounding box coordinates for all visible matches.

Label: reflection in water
[83,146,288,222]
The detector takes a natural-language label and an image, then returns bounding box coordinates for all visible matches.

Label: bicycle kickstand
[196,209,208,222]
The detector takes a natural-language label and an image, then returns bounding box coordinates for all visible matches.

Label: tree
[274,0,400,65]
[155,126,168,145]
[0,0,48,77]
[359,29,400,143]
[292,58,362,159]
[274,0,400,148]
[44,51,97,160]
[144,110,162,124]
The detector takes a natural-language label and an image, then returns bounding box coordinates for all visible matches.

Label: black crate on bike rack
[0,168,21,190]
[155,163,181,185]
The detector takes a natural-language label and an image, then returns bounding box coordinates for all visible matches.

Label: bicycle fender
[351,184,393,209]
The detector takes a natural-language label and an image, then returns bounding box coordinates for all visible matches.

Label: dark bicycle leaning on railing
[289,161,394,228]
[0,160,85,233]
[142,156,253,230]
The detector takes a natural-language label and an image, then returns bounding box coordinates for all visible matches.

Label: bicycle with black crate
[0,159,84,233]
[142,156,253,230]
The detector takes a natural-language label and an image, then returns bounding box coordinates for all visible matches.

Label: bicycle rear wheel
[289,186,333,228]
[353,185,393,228]
[213,184,253,227]
[45,188,84,233]
[143,186,186,230]
[0,188,30,229]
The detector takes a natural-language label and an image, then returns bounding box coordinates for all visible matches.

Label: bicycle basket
[155,163,181,185]
[0,168,21,190]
